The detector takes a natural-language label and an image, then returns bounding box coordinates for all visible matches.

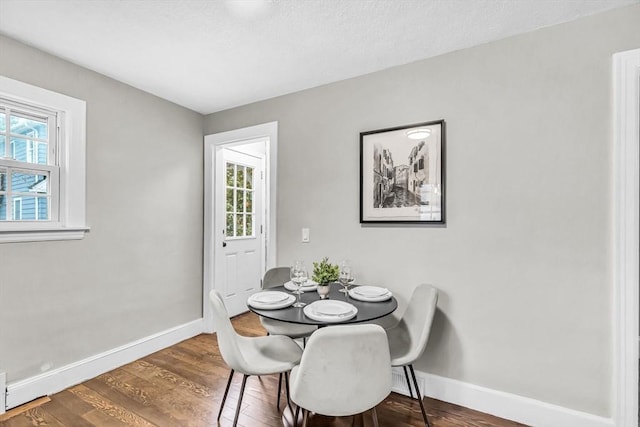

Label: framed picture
[360,120,445,224]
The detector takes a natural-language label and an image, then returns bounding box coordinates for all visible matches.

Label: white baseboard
[1,371,6,414]
[396,368,614,427]
[6,318,204,410]
[3,323,617,427]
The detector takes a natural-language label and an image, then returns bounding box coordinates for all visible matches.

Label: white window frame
[0,76,88,243]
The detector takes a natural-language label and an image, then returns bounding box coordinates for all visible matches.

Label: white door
[214,147,264,316]
[202,122,278,332]
[215,148,264,316]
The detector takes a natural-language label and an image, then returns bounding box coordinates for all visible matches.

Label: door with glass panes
[214,147,264,316]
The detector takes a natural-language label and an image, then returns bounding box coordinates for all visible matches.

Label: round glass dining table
[247,284,398,326]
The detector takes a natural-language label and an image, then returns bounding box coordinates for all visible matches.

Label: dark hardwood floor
[1,313,527,426]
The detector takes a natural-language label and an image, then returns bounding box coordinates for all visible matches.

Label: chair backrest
[208,290,251,373]
[399,284,439,363]
[263,267,290,289]
[290,324,391,416]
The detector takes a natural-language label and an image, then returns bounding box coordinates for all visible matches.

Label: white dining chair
[290,324,392,427]
[209,290,303,426]
[259,267,318,407]
[259,266,318,341]
[385,284,438,427]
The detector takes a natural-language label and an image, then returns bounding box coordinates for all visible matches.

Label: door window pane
[226,163,235,187]
[237,190,244,213]
[226,188,234,212]
[236,214,244,236]
[237,166,245,187]
[226,213,234,236]
[245,191,252,212]
[246,167,253,190]
[246,214,253,235]
[0,135,4,157]
[0,112,5,132]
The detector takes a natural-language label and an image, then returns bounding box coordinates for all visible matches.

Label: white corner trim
[1,372,6,414]
[409,369,614,427]
[613,48,640,427]
[5,318,204,410]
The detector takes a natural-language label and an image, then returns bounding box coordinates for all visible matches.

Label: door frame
[613,48,639,427]
[203,121,278,332]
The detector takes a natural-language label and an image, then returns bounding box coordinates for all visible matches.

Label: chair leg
[403,365,414,398]
[284,371,292,409]
[217,369,235,420]
[294,405,301,426]
[277,373,283,408]
[301,408,309,427]
[232,374,249,427]
[371,407,379,427]
[409,364,430,427]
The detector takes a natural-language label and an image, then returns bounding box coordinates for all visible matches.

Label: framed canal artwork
[359,120,445,224]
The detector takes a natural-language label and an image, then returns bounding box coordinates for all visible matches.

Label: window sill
[0,227,90,243]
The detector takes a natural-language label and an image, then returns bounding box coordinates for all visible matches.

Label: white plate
[348,286,392,302]
[251,291,290,304]
[304,300,358,322]
[284,280,318,291]
[312,300,353,316]
[248,293,296,310]
[352,286,390,298]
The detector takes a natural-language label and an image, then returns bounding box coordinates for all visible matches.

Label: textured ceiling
[0,0,636,114]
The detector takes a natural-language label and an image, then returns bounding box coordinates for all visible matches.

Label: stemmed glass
[290,261,308,308]
[338,261,353,294]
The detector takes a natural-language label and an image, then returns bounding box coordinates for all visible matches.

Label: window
[0,99,58,222]
[0,76,87,243]
[225,161,254,238]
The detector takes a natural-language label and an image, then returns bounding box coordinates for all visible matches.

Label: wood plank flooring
[1,312,528,427]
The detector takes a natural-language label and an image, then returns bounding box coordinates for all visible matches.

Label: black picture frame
[359,120,446,224]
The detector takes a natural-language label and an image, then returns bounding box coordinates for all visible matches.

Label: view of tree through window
[225,161,254,238]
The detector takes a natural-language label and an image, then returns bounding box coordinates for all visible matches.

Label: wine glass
[290,261,305,295]
[290,262,308,308]
[338,261,352,293]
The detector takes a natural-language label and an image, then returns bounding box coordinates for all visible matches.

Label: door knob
[222,242,227,247]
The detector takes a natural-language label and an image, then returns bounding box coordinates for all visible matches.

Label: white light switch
[302,228,310,243]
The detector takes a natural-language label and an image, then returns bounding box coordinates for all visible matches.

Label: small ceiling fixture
[406,128,431,140]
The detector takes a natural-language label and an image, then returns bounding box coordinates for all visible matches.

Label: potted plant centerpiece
[312,257,339,299]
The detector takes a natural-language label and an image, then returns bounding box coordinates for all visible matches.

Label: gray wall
[0,35,204,382]
[204,5,640,416]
